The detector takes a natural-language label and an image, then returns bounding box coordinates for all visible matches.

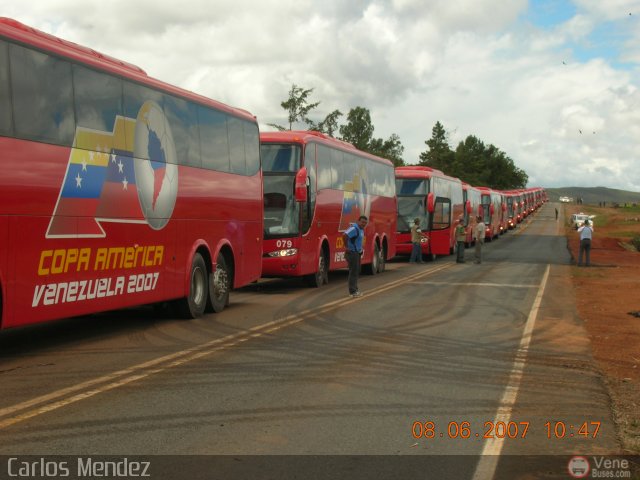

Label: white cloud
[1,0,639,190]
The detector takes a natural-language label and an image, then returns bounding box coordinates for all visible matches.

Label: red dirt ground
[565,205,640,453]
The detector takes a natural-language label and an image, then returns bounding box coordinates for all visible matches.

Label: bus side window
[228,116,246,175]
[316,144,332,190]
[10,43,75,146]
[72,64,123,151]
[198,106,230,172]
[244,122,260,176]
[0,41,12,136]
[330,148,344,190]
[162,94,201,168]
[122,81,164,158]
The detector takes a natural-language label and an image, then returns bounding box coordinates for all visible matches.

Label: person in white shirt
[577,219,594,266]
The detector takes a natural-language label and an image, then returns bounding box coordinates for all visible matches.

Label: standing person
[455,217,466,263]
[578,218,594,266]
[409,218,425,264]
[343,215,368,297]
[474,215,486,264]
[555,207,558,220]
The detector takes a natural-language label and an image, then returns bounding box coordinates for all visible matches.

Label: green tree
[308,109,343,136]
[340,107,405,165]
[369,133,405,166]
[418,121,455,172]
[268,84,320,131]
[339,107,374,150]
[453,136,528,189]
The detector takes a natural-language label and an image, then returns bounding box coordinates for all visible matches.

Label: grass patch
[611,231,640,238]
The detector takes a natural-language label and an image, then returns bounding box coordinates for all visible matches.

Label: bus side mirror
[466,200,472,214]
[426,192,435,213]
[294,166,308,202]
[502,203,507,212]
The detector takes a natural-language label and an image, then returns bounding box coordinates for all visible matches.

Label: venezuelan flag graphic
[47,117,145,238]
[338,167,371,231]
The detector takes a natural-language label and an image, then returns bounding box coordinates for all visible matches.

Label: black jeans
[345,250,361,294]
[456,241,465,263]
[579,238,591,266]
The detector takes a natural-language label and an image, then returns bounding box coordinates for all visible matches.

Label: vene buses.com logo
[568,456,590,478]
[47,100,178,238]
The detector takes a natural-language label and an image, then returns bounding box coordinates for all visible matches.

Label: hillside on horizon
[544,186,640,205]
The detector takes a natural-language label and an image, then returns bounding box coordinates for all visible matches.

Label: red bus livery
[261,131,396,286]
[395,166,464,260]
[0,18,263,328]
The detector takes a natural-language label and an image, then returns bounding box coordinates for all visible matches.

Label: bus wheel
[306,250,328,288]
[179,252,208,319]
[209,254,230,313]
[365,243,380,275]
[376,245,386,273]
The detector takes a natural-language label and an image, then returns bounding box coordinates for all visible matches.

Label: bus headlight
[268,248,298,257]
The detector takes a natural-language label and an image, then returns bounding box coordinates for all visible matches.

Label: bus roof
[260,130,394,166]
[395,165,460,183]
[0,17,256,123]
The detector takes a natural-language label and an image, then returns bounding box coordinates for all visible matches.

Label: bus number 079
[276,240,293,249]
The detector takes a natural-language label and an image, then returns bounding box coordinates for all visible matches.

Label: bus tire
[365,243,380,275]
[179,252,208,319]
[306,250,328,288]
[377,244,386,273]
[209,253,230,313]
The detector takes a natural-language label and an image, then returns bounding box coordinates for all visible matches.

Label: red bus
[260,131,396,287]
[462,183,482,246]
[395,166,464,260]
[0,18,263,328]
[476,186,503,241]
[501,190,526,229]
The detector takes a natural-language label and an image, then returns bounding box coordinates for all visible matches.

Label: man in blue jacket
[343,215,368,297]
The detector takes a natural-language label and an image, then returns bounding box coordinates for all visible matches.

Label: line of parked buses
[0,18,546,330]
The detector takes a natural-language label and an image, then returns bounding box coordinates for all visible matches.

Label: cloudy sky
[3,0,640,190]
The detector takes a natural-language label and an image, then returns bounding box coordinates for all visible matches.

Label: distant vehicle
[571,213,594,229]
[559,196,571,203]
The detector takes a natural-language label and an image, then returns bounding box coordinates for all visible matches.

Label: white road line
[409,281,537,288]
[0,263,451,429]
[472,264,551,480]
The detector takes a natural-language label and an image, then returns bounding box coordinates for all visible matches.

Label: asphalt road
[0,203,624,479]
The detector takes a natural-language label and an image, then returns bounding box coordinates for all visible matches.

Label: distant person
[474,215,486,264]
[577,219,593,267]
[455,217,466,263]
[343,215,368,297]
[555,207,558,220]
[409,218,425,264]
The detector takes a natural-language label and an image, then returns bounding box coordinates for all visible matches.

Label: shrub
[631,235,640,252]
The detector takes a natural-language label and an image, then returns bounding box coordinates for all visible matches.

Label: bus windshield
[263,174,300,238]
[397,196,428,233]
[261,144,301,172]
[261,144,302,238]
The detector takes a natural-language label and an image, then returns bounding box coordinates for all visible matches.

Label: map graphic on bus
[46,101,178,238]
